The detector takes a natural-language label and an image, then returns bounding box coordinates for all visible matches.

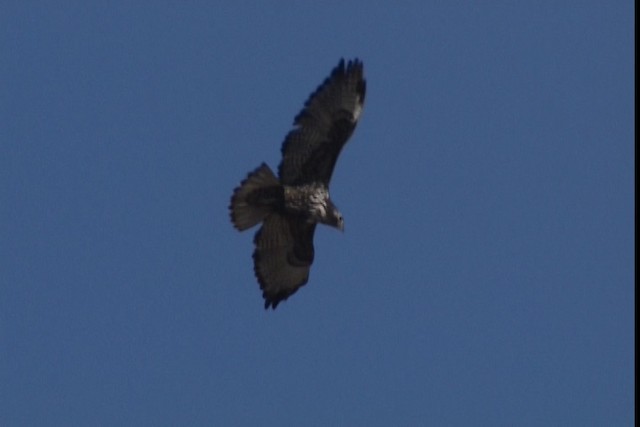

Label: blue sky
[1,2,634,425]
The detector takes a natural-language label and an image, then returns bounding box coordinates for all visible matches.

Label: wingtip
[262,289,284,310]
[335,57,364,74]
[332,58,346,77]
[264,299,279,310]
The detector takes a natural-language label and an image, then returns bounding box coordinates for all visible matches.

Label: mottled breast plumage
[284,184,330,221]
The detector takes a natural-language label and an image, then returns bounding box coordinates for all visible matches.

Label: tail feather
[229,163,281,231]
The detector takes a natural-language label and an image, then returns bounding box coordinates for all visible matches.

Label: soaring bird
[229,59,366,309]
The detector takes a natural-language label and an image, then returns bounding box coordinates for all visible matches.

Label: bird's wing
[278,58,366,186]
[253,214,316,309]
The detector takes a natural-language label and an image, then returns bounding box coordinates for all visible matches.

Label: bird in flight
[229,58,366,309]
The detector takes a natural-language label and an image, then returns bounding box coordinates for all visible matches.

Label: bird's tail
[229,163,282,231]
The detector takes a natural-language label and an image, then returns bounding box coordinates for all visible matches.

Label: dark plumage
[229,59,366,309]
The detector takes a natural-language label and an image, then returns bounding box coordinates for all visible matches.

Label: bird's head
[310,188,344,232]
[326,202,344,232]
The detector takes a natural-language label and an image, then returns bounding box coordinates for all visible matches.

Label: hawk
[229,58,366,309]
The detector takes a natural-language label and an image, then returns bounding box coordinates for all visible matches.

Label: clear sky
[1,2,634,425]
